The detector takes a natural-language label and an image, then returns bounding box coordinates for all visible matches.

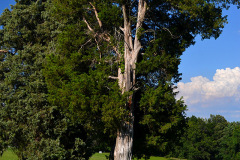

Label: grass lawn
[90,153,110,160]
[0,149,18,160]
[0,150,185,160]
[90,153,186,160]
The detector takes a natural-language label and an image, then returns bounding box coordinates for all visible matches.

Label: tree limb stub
[0,50,8,53]
[108,76,118,80]
[120,27,125,33]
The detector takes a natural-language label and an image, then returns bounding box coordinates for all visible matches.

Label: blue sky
[1,1,240,122]
[178,6,240,122]
[0,0,15,12]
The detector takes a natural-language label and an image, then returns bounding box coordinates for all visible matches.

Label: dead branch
[162,27,180,39]
[95,38,101,50]
[108,76,118,80]
[80,39,92,50]
[89,2,102,28]
[0,50,8,53]
[119,27,125,33]
[144,29,156,40]
[83,6,122,61]
[83,17,93,32]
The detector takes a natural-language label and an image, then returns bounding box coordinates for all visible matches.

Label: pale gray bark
[83,1,147,159]
[114,1,147,160]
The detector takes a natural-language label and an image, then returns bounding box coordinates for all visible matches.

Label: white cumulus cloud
[177,67,240,105]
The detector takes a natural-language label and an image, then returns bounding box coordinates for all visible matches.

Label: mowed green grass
[90,153,186,160]
[0,150,185,160]
[0,149,18,160]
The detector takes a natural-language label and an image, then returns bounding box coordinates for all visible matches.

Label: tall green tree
[44,0,227,159]
[0,0,94,159]
[207,114,228,159]
[171,114,240,160]
[171,115,230,160]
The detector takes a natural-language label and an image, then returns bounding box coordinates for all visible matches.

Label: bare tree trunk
[82,2,146,159]
[114,66,135,160]
[114,113,134,160]
[114,1,147,160]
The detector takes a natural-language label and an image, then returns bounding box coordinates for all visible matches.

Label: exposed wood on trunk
[114,1,147,160]
[133,0,147,63]
[114,116,134,160]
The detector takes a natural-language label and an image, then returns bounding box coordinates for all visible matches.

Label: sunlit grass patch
[0,150,186,160]
[0,149,18,160]
[90,153,186,160]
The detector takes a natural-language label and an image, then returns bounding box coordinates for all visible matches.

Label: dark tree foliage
[171,115,240,160]
[0,0,94,159]
[219,122,240,160]
[210,0,240,8]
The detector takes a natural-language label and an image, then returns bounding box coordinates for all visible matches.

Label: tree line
[170,115,240,160]
[0,0,239,160]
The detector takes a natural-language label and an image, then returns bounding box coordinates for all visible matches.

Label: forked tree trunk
[83,1,146,159]
[114,1,147,160]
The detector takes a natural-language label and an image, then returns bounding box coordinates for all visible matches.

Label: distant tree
[44,0,228,159]
[207,115,228,159]
[184,116,214,160]
[219,122,240,160]
[172,115,229,160]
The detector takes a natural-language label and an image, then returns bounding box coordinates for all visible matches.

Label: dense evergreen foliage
[0,1,94,159]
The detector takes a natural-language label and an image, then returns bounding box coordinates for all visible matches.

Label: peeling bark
[114,117,134,160]
[82,1,147,159]
[114,1,147,160]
